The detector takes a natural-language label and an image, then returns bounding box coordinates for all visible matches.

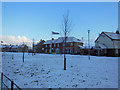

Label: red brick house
[42,37,83,54]
[34,40,45,53]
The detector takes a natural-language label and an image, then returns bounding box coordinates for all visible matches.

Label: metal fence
[1,72,21,90]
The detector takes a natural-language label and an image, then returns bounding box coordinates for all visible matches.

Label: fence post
[11,81,13,90]
[1,73,3,89]
[12,54,13,60]
[64,57,66,70]
[23,52,24,63]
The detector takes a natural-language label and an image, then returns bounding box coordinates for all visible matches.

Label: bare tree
[23,42,25,62]
[32,38,35,56]
[62,10,73,70]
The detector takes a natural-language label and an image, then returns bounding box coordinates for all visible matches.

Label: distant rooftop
[43,37,83,44]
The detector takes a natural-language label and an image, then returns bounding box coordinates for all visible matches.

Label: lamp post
[88,30,90,60]
[32,38,35,56]
[23,42,24,62]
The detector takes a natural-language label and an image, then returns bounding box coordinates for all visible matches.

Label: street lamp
[88,30,90,60]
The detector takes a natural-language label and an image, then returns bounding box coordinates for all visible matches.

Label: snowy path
[2,52,118,88]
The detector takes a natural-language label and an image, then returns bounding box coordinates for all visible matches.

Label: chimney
[116,30,119,34]
[52,38,54,40]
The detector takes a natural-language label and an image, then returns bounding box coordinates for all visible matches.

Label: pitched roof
[43,37,83,44]
[1,45,12,48]
[18,45,26,48]
[104,32,120,40]
[34,41,42,46]
[56,37,83,43]
[12,45,19,48]
[43,39,57,44]
[95,32,120,42]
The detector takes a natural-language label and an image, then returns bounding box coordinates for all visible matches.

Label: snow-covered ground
[1,52,118,88]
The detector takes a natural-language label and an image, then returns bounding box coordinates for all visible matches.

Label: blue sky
[2,2,118,46]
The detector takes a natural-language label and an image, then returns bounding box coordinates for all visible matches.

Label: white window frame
[116,49,118,54]
[49,49,51,53]
[54,44,56,47]
[57,43,59,47]
[42,48,44,50]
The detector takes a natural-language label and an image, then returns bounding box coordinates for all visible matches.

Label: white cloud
[2,35,33,47]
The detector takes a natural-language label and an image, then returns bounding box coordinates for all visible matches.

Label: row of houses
[0,44,28,52]
[1,31,120,57]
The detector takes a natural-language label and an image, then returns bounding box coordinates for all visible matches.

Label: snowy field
[1,52,118,88]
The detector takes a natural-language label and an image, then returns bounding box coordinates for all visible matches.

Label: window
[75,51,77,53]
[42,48,44,50]
[71,43,73,46]
[45,49,47,53]
[54,44,56,47]
[49,44,51,47]
[49,49,51,53]
[45,45,47,47]
[63,43,65,46]
[116,49,118,54]
[67,50,69,53]
[105,49,107,54]
[70,49,73,53]
[57,44,59,47]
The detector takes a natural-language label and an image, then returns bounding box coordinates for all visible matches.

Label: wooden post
[64,56,66,70]
[49,88,52,90]
[11,81,13,90]
[12,54,13,60]
[23,46,25,63]
[23,51,24,63]
[64,36,67,70]
[1,73,3,89]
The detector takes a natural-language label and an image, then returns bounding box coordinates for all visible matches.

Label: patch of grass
[34,80,38,82]
[24,83,28,85]
[82,80,85,82]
